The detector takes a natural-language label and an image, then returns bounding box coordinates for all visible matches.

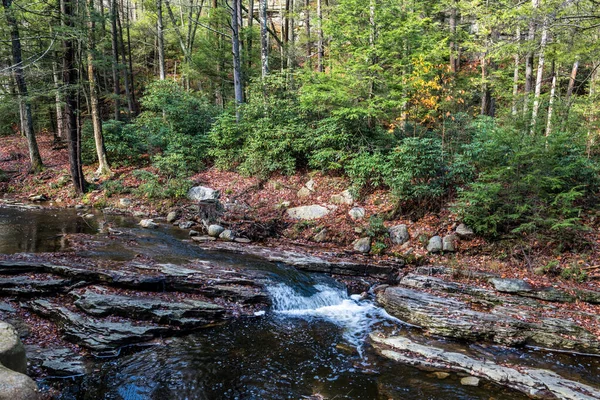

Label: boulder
[0,364,39,400]
[286,205,330,220]
[192,236,217,242]
[119,198,132,208]
[455,223,474,240]
[25,345,86,377]
[166,211,179,223]
[139,219,158,229]
[353,237,371,253]
[207,224,225,237]
[132,211,146,218]
[388,225,409,245]
[219,230,236,241]
[460,377,480,387]
[305,179,316,191]
[187,186,219,202]
[348,207,365,220]
[297,187,312,198]
[426,236,442,253]
[233,238,252,244]
[313,229,328,243]
[442,234,458,252]
[188,230,199,237]
[28,194,48,202]
[178,221,195,230]
[330,189,354,205]
[0,322,26,374]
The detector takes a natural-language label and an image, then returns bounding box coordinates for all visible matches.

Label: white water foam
[267,283,398,353]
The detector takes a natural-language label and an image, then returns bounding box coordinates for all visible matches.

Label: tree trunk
[87,0,111,176]
[117,4,134,116]
[52,61,65,141]
[3,0,43,172]
[287,0,295,71]
[63,0,87,192]
[231,0,244,110]
[545,61,557,137]
[524,0,540,115]
[449,1,457,73]
[260,0,269,78]
[566,59,579,101]
[110,0,121,119]
[125,0,137,114]
[157,0,166,80]
[247,0,254,72]
[304,0,311,69]
[317,0,324,72]
[512,28,520,116]
[530,19,548,134]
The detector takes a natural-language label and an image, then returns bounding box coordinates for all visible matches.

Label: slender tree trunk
[110,0,121,119]
[566,58,579,101]
[2,0,43,172]
[304,0,311,69]
[52,61,65,141]
[545,61,557,137]
[64,0,87,192]
[87,0,111,175]
[530,19,548,134]
[287,0,295,71]
[260,0,269,77]
[247,0,254,72]
[512,28,520,116]
[524,0,540,115]
[157,0,166,80]
[231,0,244,111]
[117,5,134,116]
[449,1,457,73]
[125,0,137,114]
[317,0,324,72]
[481,54,488,115]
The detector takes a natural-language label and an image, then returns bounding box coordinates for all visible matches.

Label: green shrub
[81,120,146,166]
[132,170,192,199]
[454,120,599,239]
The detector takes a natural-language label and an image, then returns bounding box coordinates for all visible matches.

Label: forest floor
[1,132,600,338]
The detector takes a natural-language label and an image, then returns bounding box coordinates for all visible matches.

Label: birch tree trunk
[260,0,269,78]
[317,0,324,72]
[52,60,66,141]
[110,0,121,119]
[524,0,540,115]
[231,0,244,111]
[566,59,579,101]
[545,62,557,137]
[530,19,548,134]
[2,0,43,172]
[87,0,111,175]
[512,28,520,116]
[157,0,166,80]
[305,0,311,69]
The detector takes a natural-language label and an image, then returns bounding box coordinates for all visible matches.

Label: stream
[0,205,568,399]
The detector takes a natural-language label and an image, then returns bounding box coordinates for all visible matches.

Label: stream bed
[0,205,592,399]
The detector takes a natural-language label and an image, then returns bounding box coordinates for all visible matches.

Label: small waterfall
[267,282,398,352]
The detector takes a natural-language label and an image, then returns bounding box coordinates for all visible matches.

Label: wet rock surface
[25,345,87,377]
[370,334,600,399]
[377,274,600,354]
[0,257,270,351]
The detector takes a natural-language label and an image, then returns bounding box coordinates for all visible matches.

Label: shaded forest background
[1,0,600,245]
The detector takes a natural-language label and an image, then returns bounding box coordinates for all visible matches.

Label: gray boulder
[0,322,26,374]
[139,219,159,229]
[313,229,328,243]
[189,230,199,237]
[219,230,236,241]
[348,207,365,220]
[187,186,219,202]
[427,236,443,253]
[389,225,409,245]
[455,223,474,240]
[286,205,330,220]
[353,237,371,253]
[166,211,179,223]
[119,198,132,208]
[178,221,195,230]
[207,225,225,237]
[0,364,39,400]
[330,189,354,205]
[442,234,458,252]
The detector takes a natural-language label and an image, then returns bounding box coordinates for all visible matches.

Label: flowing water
[2,205,592,399]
